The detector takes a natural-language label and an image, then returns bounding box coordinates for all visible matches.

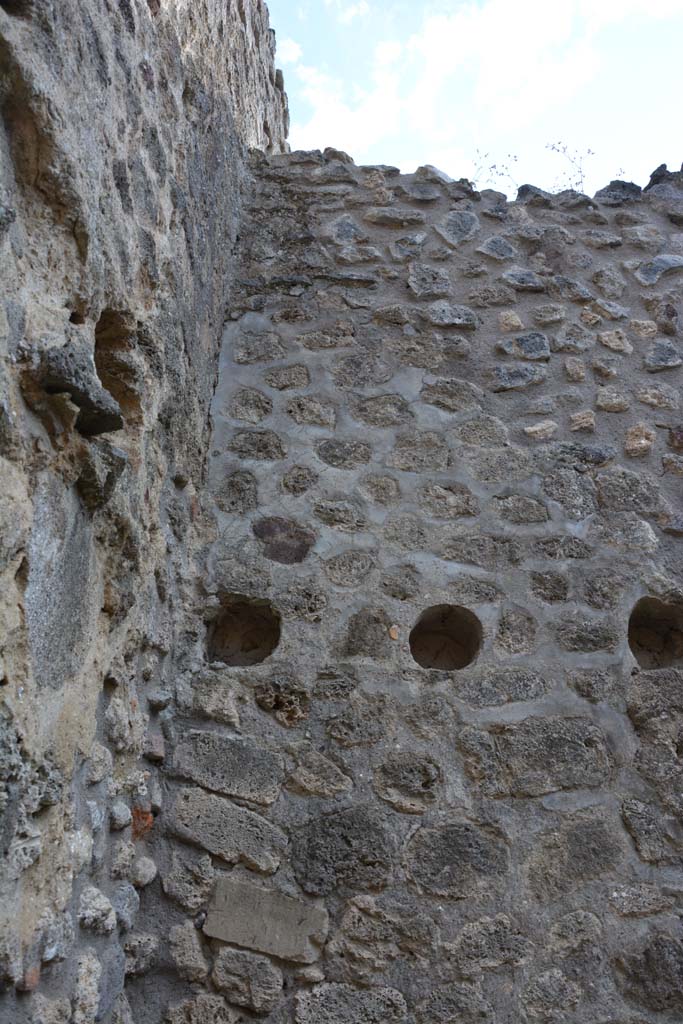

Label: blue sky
[266,0,683,196]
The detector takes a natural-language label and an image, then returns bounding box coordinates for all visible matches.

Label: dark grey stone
[434,210,480,246]
[502,266,547,291]
[292,806,394,896]
[594,179,642,205]
[497,331,551,361]
[476,234,518,260]
[635,254,683,285]
[460,717,613,796]
[490,363,547,391]
[252,516,316,563]
[644,338,682,372]
[406,822,509,898]
[616,932,683,1012]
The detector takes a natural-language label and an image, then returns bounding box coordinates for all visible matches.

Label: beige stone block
[564,357,585,382]
[630,319,658,338]
[624,422,656,457]
[596,388,630,412]
[570,410,595,433]
[204,878,328,964]
[524,420,558,441]
[598,329,633,354]
[498,310,523,331]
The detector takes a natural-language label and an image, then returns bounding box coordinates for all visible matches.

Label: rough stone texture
[172,732,284,805]
[166,923,206,985]
[295,983,407,1024]
[165,994,238,1024]
[212,947,283,1014]
[406,822,510,898]
[0,0,288,1020]
[3,3,683,1023]
[168,787,287,872]
[195,148,683,1024]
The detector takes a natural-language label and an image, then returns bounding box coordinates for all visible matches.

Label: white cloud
[277,37,303,64]
[287,0,683,190]
[339,1,370,25]
[324,0,370,25]
[578,0,683,30]
[291,50,402,155]
[402,1,600,137]
[374,40,402,66]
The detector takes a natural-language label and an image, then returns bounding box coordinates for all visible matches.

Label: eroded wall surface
[2,1,683,1022]
[0,0,286,1020]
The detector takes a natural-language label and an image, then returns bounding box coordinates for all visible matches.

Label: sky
[265,0,683,197]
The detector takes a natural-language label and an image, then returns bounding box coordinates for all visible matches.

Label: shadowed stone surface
[212,948,283,1014]
[406,822,510,898]
[3,2,683,1020]
[293,806,395,896]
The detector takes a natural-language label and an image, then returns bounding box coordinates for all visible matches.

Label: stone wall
[0,0,287,1020]
[169,152,683,1024]
[2,0,683,1021]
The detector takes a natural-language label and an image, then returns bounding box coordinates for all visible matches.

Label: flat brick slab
[204,877,328,963]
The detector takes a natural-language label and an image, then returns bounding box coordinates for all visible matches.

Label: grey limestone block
[203,877,328,963]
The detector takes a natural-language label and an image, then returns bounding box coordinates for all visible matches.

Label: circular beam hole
[628,597,683,669]
[410,604,483,670]
[207,596,281,667]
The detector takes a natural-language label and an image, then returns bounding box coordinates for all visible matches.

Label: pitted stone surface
[172,733,285,805]
[292,805,395,896]
[193,148,683,1024]
[459,717,613,797]
[0,0,289,1017]
[295,983,408,1024]
[169,787,287,873]
[406,822,510,898]
[3,2,683,1019]
[212,948,283,1014]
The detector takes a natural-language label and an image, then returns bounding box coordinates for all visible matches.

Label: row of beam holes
[205,598,483,670]
[206,595,683,671]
